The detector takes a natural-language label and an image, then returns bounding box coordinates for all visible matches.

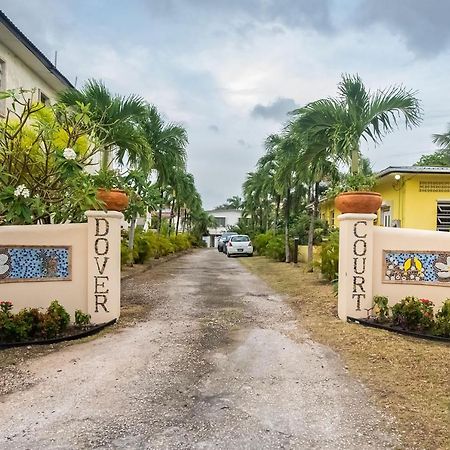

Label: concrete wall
[337,213,450,321]
[0,40,58,108]
[0,211,122,324]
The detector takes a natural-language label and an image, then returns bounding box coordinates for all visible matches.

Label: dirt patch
[240,256,450,450]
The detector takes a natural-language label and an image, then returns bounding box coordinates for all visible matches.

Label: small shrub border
[355,296,450,340]
[0,300,95,344]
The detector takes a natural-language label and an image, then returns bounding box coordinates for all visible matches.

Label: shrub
[392,296,435,331]
[47,300,70,333]
[75,310,91,327]
[434,299,450,337]
[373,295,390,322]
[169,233,191,252]
[266,234,287,261]
[320,230,339,281]
[253,232,274,256]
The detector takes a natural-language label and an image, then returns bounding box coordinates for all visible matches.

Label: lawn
[240,256,450,450]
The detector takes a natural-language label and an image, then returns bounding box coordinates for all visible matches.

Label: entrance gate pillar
[86,210,123,324]
[337,213,376,321]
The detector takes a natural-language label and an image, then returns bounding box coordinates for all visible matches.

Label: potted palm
[333,172,381,214]
[292,74,422,215]
[94,170,129,212]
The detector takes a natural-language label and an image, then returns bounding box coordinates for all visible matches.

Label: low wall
[0,211,122,324]
[298,245,321,264]
[338,213,450,320]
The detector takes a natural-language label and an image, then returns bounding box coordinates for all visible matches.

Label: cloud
[238,139,252,148]
[251,97,299,121]
[208,124,219,133]
[354,0,450,57]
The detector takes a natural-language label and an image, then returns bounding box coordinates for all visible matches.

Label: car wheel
[227,253,231,258]
[248,253,253,257]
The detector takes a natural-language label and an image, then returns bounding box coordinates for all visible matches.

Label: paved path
[0,250,398,449]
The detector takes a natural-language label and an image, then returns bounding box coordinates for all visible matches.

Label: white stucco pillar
[86,210,123,324]
[337,213,376,321]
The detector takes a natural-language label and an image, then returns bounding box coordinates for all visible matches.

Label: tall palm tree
[292,74,422,173]
[139,105,188,231]
[59,79,150,170]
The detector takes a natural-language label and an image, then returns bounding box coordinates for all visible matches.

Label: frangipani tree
[0,89,103,224]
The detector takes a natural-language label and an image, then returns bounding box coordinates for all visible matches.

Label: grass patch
[240,256,450,450]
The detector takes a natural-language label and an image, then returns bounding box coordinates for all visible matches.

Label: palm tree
[292,74,422,173]
[139,105,187,231]
[59,79,150,170]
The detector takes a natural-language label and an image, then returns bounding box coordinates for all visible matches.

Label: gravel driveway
[0,249,399,449]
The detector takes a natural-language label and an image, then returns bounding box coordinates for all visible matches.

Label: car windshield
[231,235,250,242]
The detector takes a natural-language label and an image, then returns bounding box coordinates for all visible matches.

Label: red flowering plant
[392,296,435,331]
[0,301,13,315]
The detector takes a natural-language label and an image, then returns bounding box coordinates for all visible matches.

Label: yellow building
[320,166,450,231]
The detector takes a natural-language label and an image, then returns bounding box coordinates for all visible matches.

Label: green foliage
[169,234,191,252]
[414,148,450,167]
[75,310,91,327]
[131,229,192,264]
[326,172,377,198]
[320,230,339,281]
[266,234,287,261]
[434,299,450,337]
[373,295,390,322]
[253,232,274,255]
[0,89,103,224]
[392,297,435,331]
[0,300,71,342]
[46,300,71,334]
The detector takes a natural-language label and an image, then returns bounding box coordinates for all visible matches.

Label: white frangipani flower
[14,184,30,198]
[63,147,77,160]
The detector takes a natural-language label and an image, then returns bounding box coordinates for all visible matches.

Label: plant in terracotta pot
[331,172,382,214]
[93,170,129,212]
[292,74,422,214]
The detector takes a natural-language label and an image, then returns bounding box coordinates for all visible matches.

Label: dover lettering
[94,218,110,313]
[352,221,367,311]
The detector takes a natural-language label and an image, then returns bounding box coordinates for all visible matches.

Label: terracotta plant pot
[335,191,382,214]
[96,188,129,212]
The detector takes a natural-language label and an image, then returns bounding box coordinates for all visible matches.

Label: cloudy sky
[2,0,450,208]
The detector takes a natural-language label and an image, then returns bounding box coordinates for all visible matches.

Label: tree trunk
[284,186,291,263]
[158,188,164,232]
[176,205,181,235]
[127,213,137,266]
[182,209,187,232]
[274,194,280,231]
[307,182,320,272]
[168,198,175,236]
[351,147,360,174]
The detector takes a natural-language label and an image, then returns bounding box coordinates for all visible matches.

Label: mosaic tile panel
[0,246,71,283]
[383,250,450,286]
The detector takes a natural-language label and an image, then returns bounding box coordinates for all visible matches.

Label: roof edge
[0,10,74,89]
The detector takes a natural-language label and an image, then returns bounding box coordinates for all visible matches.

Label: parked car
[226,234,253,257]
[218,232,238,252]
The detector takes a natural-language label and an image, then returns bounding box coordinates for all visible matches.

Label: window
[230,235,249,242]
[39,90,50,106]
[214,216,226,227]
[0,59,5,116]
[381,206,391,227]
[437,201,450,232]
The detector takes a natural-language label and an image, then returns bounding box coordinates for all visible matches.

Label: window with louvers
[437,202,450,231]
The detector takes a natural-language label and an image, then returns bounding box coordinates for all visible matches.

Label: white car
[226,234,253,257]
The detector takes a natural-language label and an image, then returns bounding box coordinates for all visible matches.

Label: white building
[203,209,242,247]
[0,10,74,113]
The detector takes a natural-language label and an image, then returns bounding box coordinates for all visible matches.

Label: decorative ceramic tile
[0,246,71,283]
[383,250,450,286]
